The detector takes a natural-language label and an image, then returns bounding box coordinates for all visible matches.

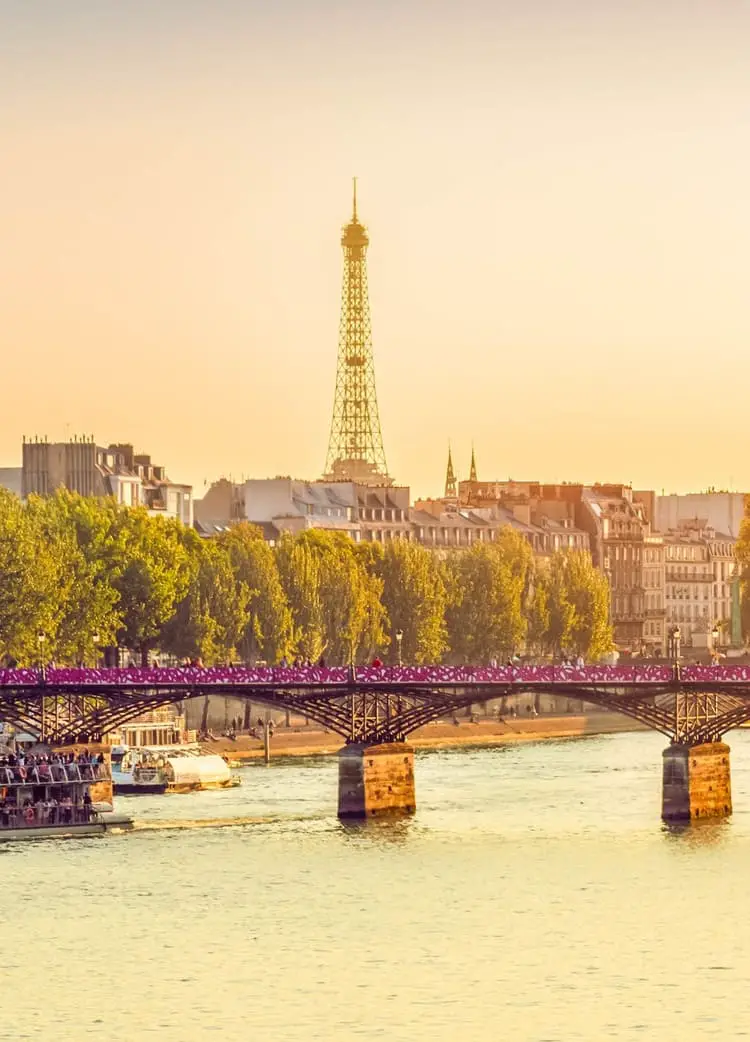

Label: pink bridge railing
[1,663,748,687]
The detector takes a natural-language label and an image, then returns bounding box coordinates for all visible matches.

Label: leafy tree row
[0,489,613,666]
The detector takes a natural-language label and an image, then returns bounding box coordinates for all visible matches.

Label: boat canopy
[164,754,232,787]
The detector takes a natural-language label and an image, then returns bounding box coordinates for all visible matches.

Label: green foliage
[161,535,251,664]
[379,540,447,663]
[0,494,613,667]
[544,555,576,655]
[735,502,750,640]
[275,532,326,661]
[0,490,58,662]
[526,574,550,655]
[446,541,527,662]
[25,492,120,663]
[275,530,387,663]
[543,550,613,659]
[111,511,193,661]
[217,523,293,663]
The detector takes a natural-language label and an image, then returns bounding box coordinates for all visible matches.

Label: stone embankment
[201,712,647,763]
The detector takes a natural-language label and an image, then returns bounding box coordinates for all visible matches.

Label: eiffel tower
[324,180,391,486]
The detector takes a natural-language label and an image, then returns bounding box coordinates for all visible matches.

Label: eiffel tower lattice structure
[324,179,391,486]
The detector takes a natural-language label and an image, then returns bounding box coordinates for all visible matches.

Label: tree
[545,554,576,657]
[161,535,251,664]
[545,550,613,659]
[446,538,527,662]
[379,540,447,663]
[25,491,120,663]
[112,510,194,663]
[564,551,613,659]
[217,523,293,663]
[736,501,750,640]
[275,530,387,664]
[0,490,61,663]
[526,572,551,656]
[318,535,387,663]
[275,533,326,662]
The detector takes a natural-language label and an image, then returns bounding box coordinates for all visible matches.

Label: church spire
[445,445,457,499]
[469,444,478,483]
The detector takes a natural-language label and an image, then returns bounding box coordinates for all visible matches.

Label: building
[458,479,591,557]
[460,473,655,650]
[663,521,737,649]
[642,533,666,654]
[195,477,409,544]
[109,444,192,526]
[411,501,510,552]
[656,492,746,540]
[359,486,413,542]
[21,436,192,525]
[0,468,22,497]
[583,485,650,652]
[196,476,544,551]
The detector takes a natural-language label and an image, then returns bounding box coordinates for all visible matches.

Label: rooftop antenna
[352,175,357,221]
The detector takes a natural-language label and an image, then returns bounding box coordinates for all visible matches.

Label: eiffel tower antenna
[324,180,391,486]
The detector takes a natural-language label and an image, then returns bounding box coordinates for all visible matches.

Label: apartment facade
[21,437,192,525]
[663,522,737,648]
[642,533,666,654]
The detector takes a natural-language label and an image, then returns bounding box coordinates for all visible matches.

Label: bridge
[2,663,749,822]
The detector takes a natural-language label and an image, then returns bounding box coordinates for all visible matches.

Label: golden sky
[2,1,749,498]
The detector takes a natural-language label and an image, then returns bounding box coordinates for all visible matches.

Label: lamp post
[37,631,46,681]
[711,624,720,661]
[37,631,47,740]
[669,625,681,678]
[396,629,403,667]
[92,632,100,668]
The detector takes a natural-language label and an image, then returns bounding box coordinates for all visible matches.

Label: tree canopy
[0,490,613,666]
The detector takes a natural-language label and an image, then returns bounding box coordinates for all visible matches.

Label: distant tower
[445,445,457,499]
[469,445,478,483]
[324,179,391,486]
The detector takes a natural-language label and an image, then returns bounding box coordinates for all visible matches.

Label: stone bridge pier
[660,691,735,822]
[662,742,732,822]
[338,742,416,818]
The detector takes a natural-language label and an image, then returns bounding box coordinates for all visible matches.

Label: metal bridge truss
[4,682,750,747]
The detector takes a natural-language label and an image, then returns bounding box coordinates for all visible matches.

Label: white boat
[113,745,240,795]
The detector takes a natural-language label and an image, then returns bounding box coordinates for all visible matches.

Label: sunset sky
[2,1,749,499]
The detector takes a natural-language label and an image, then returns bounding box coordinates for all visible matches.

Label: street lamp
[92,632,100,667]
[395,629,404,667]
[711,624,720,661]
[37,631,46,685]
[669,625,681,667]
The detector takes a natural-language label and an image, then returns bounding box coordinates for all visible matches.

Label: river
[4,729,750,1041]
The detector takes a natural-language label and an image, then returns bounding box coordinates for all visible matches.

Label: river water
[4,730,750,1042]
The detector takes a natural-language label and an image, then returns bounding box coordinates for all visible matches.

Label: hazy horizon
[3,1,749,499]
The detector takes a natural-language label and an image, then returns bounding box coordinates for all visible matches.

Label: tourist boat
[0,755,132,841]
[113,746,241,795]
